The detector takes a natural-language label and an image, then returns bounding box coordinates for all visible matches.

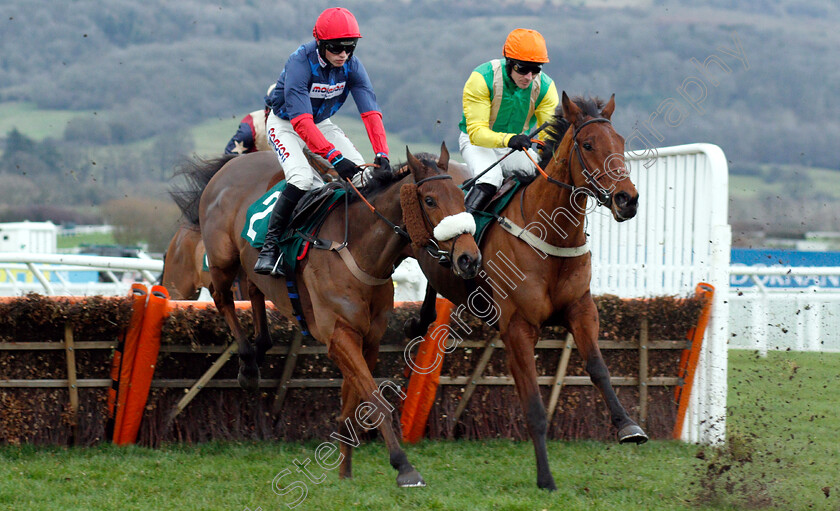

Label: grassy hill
[1,102,449,163]
[5,102,840,203]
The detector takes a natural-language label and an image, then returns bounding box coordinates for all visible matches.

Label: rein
[344,172,411,242]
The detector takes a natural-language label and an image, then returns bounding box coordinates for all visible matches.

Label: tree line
[2,0,839,238]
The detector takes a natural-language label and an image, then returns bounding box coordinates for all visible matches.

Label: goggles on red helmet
[322,38,358,55]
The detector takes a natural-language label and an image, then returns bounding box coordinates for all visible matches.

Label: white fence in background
[0,252,161,296]
[729,266,840,355]
[587,143,731,445]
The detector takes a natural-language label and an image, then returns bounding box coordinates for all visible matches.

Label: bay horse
[174,146,481,487]
[409,93,646,490]
[163,150,334,300]
[160,223,209,299]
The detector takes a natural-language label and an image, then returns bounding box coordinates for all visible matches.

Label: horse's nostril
[614,192,630,208]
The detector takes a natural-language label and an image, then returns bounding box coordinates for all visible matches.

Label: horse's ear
[406,146,420,180]
[406,146,420,173]
[561,91,583,124]
[438,141,450,171]
[601,94,616,120]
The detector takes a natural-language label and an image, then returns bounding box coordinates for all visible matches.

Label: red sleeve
[290,113,338,160]
[360,110,389,157]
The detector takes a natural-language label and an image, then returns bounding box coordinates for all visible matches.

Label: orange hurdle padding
[115,285,170,445]
[166,300,276,311]
[111,284,150,443]
[400,298,454,443]
[672,283,715,440]
[106,284,148,441]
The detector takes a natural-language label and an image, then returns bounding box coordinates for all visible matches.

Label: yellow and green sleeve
[461,71,512,148]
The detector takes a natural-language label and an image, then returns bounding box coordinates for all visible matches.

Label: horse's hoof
[237,368,260,393]
[537,477,557,491]
[396,470,426,488]
[403,318,428,339]
[618,424,649,444]
[255,346,271,367]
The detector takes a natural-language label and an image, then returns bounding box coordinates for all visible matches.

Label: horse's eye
[424,196,437,207]
[583,143,593,151]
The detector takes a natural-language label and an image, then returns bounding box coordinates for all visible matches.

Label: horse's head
[401,144,481,279]
[548,92,639,222]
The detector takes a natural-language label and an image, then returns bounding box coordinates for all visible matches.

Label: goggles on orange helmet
[509,59,542,76]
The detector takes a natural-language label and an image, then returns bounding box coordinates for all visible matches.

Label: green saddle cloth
[470,179,524,243]
[240,180,346,273]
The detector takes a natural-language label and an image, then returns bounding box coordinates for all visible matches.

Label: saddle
[287,181,346,233]
[472,177,525,246]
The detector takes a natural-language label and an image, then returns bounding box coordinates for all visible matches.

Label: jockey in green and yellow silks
[459,29,559,213]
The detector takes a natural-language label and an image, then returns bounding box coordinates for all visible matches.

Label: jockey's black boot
[254,184,305,277]
[464,183,496,214]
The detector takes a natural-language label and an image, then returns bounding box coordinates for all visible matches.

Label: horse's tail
[169,154,237,226]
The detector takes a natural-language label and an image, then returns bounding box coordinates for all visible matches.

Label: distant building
[0,221,58,253]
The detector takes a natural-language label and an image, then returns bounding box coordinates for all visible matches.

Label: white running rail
[0,252,162,296]
[729,266,840,355]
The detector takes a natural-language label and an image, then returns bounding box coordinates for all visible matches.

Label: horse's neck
[346,182,407,277]
[519,135,588,248]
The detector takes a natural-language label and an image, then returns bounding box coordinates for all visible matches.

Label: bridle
[412,174,463,265]
[532,117,616,208]
[346,172,462,266]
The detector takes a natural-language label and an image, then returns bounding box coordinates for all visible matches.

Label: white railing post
[806,287,821,351]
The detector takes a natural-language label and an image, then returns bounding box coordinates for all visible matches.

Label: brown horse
[174,146,481,487]
[409,93,645,490]
[160,224,209,299]
[162,150,337,300]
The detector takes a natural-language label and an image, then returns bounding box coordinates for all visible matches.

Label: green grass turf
[56,232,117,250]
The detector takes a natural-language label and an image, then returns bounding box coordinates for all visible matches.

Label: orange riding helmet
[313,7,362,40]
[503,28,549,64]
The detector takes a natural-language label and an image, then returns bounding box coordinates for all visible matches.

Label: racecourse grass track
[1,350,839,510]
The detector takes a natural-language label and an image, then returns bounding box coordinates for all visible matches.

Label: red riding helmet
[313,7,362,40]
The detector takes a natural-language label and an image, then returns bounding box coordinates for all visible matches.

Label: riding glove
[507,134,532,151]
[333,157,359,180]
[374,154,392,176]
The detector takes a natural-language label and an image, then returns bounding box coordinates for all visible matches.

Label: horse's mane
[538,96,606,169]
[350,152,442,203]
[170,154,237,226]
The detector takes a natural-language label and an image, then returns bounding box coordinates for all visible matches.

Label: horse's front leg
[566,292,648,443]
[209,265,259,392]
[247,279,272,366]
[327,320,425,487]
[403,283,438,338]
[336,379,362,479]
[503,313,557,491]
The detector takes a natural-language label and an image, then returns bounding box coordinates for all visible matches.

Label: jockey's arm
[462,72,511,149]
[348,58,389,159]
[534,80,560,139]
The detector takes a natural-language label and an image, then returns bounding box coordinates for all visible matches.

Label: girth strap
[496,216,590,258]
[328,241,391,286]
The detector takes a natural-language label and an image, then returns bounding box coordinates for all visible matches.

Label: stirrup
[254,247,282,276]
[269,253,286,277]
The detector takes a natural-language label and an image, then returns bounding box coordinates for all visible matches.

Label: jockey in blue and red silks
[255,7,392,277]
